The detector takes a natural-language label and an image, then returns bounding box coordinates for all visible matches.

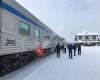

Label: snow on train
[0,0,65,75]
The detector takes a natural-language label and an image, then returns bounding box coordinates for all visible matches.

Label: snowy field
[1,46,100,80]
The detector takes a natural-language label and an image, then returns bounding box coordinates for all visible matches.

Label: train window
[34,29,40,38]
[48,36,50,40]
[0,0,2,9]
[19,21,30,35]
[44,36,47,40]
[53,38,55,41]
[44,36,50,40]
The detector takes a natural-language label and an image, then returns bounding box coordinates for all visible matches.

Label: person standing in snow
[77,44,81,55]
[67,43,73,59]
[64,47,66,53]
[55,43,61,57]
[73,43,77,56]
[61,45,66,53]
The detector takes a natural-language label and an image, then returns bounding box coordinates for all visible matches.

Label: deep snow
[1,46,100,80]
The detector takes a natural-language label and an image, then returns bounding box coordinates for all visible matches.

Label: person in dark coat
[55,43,61,57]
[77,44,81,55]
[61,45,66,53]
[73,43,77,56]
[64,47,66,53]
[67,43,73,59]
[61,45,64,53]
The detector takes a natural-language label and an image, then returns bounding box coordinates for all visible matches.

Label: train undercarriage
[0,48,55,77]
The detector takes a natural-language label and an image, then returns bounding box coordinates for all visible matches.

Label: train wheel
[2,59,12,73]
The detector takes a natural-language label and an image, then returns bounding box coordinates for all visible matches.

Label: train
[0,0,65,76]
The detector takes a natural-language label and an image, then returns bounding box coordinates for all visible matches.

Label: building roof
[75,40,99,43]
[76,31,99,36]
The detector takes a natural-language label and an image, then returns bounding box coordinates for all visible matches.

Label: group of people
[55,43,81,59]
[67,43,81,59]
[55,43,66,57]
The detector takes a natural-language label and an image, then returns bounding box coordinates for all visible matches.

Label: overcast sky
[16,0,100,41]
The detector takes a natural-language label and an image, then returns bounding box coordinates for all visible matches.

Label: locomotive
[0,0,64,76]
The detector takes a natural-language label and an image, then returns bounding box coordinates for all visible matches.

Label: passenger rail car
[0,0,63,76]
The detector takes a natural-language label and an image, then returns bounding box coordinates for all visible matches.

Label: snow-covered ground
[1,46,100,80]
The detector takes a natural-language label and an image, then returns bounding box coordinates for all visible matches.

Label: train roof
[76,31,99,36]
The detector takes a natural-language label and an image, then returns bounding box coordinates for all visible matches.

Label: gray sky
[16,0,100,41]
